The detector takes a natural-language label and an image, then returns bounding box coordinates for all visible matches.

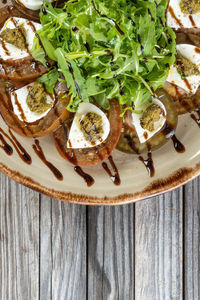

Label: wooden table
[0,173,199,300]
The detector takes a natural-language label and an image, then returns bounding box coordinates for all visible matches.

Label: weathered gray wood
[184,179,200,300]
[39,194,52,300]
[135,190,183,300]
[87,205,135,300]
[0,173,40,300]
[40,195,87,300]
[1,170,200,300]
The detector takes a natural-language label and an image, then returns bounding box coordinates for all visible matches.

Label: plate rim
[0,2,198,205]
[0,161,199,205]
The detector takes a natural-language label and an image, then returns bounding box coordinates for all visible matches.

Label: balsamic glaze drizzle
[0,132,13,155]
[74,166,95,187]
[42,7,47,15]
[102,156,121,185]
[189,15,197,28]
[67,61,82,99]
[84,42,91,53]
[9,128,32,164]
[139,152,155,178]
[91,0,124,36]
[171,135,185,153]
[168,6,183,27]
[148,9,155,22]
[128,16,136,27]
[106,50,114,64]
[0,127,32,164]
[32,139,63,181]
[72,26,79,32]
[124,134,139,154]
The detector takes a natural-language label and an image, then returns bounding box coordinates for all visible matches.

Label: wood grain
[0,171,200,300]
[40,195,87,300]
[87,205,135,300]
[0,173,40,300]
[184,179,200,300]
[135,190,183,300]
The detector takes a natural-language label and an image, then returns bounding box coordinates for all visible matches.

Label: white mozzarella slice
[16,0,54,10]
[167,0,200,29]
[167,66,200,94]
[167,44,200,94]
[177,44,200,66]
[67,103,110,149]
[11,82,54,123]
[132,98,166,144]
[0,17,41,61]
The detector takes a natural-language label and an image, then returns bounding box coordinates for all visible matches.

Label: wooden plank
[39,194,52,300]
[0,173,40,300]
[184,178,200,300]
[87,205,135,300]
[40,196,87,300]
[135,190,183,300]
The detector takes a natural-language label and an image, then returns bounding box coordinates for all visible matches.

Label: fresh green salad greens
[30,0,176,114]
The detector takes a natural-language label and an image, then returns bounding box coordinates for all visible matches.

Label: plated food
[0,0,200,192]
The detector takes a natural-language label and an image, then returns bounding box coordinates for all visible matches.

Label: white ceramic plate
[0,112,200,205]
[0,1,200,205]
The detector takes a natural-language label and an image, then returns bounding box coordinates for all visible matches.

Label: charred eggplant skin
[117,89,178,154]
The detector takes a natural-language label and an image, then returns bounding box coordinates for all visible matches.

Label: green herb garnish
[31,0,176,113]
[37,67,59,94]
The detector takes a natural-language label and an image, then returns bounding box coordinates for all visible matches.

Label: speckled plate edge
[1,161,199,205]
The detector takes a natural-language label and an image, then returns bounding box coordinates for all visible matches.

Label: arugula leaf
[30,36,46,66]
[37,30,57,61]
[93,93,110,110]
[30,0,176,113]
[37,68,59,94]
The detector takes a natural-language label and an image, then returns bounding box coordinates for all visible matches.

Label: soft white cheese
[0,17,41,61]
[167,44,200,94]
[167,0,200,29]
[132,98,167,144]
[11,82,54,123]
[16,0,54,11]
[67,103,110,149]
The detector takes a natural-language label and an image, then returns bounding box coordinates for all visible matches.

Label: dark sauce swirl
[171,135,185,153]
[139,152,155,177]
[0,132,13,155]
[74,166,95,187]
[32,139,63,181]
[0,127,32,164]
[102,156,121,185]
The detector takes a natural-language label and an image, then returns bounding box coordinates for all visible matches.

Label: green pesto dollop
[175,54,200,76]
[140,104,163,132]
[0,24,27,50]
[180,0,200,14]
[26,82,52,114]
[79,112,104,144]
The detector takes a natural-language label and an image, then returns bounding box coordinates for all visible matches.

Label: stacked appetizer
[0,0,199,166]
